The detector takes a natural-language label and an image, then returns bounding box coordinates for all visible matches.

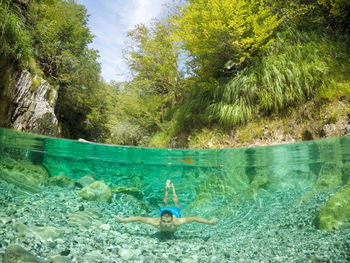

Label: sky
[77,0,171,83]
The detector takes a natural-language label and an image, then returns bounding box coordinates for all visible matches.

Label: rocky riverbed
[0,179,350,263]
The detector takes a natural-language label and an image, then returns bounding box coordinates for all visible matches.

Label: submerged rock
[315,184,350,230]
[246,175,271,198]
[3,245,45,263]
[78,181,112,203]
[112,186,143,200]
[188,168,250,208]
[0,159,49,192]
[47,255,72,263]
[118,248,137,261]
[47,175,75,189]
[75,174,96,188]
[68,208,101,231]
[314,162,344,190]
[297,162,344,205]
[12,222,62,242]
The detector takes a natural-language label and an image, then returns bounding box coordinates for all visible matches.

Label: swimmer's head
[160,211,173,226]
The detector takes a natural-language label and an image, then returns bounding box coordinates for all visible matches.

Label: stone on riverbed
[78,181,112,203]
[0,159,49,193]
[75,174,96,188]
[4,245,46,263]
[112,186,143,200]
[47,175,75,189]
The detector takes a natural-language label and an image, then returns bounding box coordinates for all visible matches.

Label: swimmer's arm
[115,216,158,226]
[177,217,217,226]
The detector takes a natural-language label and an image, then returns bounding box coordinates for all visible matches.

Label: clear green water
[1,127,350,262]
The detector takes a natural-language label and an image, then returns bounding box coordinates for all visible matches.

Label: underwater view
[0,127,350,262]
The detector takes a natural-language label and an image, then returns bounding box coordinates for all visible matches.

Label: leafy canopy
[120,19,184,136]
[31,0,94,81]
[0,0,33,64]
[170,0,284,79]
[124,20,183,108]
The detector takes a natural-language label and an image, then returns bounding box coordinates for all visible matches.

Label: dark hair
[161,210,173,218]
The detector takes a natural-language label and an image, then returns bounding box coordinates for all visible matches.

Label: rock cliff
[0,69,59,136]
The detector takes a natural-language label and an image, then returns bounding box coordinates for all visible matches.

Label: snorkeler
[115,179,217,232]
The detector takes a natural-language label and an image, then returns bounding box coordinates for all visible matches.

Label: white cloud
[78,0,169,82]
[127,0,164,29]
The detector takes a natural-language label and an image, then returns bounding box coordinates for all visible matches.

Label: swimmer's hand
[115,216,124,223]
[166,179,171,189]
[209,217,217,225]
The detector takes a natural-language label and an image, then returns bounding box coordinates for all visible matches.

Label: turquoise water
[0,128,350,262]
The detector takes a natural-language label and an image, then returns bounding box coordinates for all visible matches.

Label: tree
[30,0,94,81]
[27,0,110,141]
[170,0,284,80]
[0,0,33,65]
[317,0,350,33]
[122,19,184,133]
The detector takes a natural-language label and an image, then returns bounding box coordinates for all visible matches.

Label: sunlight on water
[1,128,350,262]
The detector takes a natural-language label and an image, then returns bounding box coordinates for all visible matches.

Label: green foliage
[106,84,157,145]
[125,21,183,101]
[317,0,350,22]
[272,0,350,34]
[57,77,112,142]
[116,85,166,131]
[318,83,350,102]
[112,17,185,145]
[109,121,146,146]
[30,0,94,81]
[187,128,226,149]
[0,1,32,64]
[236,122,265,143]
[172,82,214,134]
[148,131,172,148]
[2,0,350,147]
[170,0,284,79]
[269,1,313,16]
[29,0,108,141]
[123,20,184,130]
[208,29,343,127]
[0,0,108,142]
[29,75,41,91]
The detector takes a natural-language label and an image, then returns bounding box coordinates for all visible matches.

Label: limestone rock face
[78,181,112,203]
[0,69,59,136]
[11,70,59,136]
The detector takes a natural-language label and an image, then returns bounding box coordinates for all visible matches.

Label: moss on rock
[315,184,350,230]
[298,162,344,205]
[189,168,250,208]
[246,175,271,199]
